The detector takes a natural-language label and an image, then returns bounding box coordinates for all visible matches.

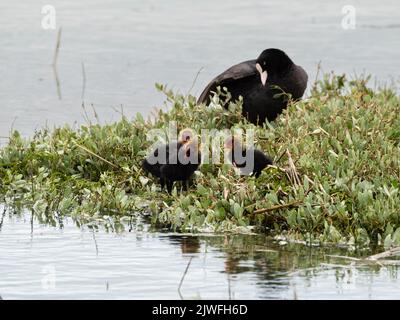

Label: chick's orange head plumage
[224,136,241,150]
[179,128,195,144]
[183,140,200,157]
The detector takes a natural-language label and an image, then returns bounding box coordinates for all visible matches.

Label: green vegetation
[0,74,399,247]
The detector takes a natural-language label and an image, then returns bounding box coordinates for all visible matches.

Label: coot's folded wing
[197,60,257,104]
[288,64,308,99]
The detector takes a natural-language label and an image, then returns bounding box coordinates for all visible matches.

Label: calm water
[0,0,399,138]
[1,0,400,299]
[1,211,400,300]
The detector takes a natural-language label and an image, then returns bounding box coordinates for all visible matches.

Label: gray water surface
[1,0,400,299]
[1,212,400,299]
[0,0,399,138]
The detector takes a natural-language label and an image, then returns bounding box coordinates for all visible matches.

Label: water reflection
[160,232,400,299]
[0,210,400,299]
[168,235,201,255]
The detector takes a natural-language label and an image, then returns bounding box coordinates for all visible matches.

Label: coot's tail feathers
[197,82,216,105]
[291,64,308,99]
[197,60,257,105]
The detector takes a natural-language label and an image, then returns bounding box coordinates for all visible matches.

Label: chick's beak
[224,139,233,150]
[180,128,195,144]
[256,63,268,86]
[180,135,191,145]
[184,140,200,160]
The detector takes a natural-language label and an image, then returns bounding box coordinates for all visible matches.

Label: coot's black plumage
[142,129,192,184]
[225,136,272,178]
[142,130,201,193]
[198,48,308,125]
[160,139,201,192]
[142,141,183,189]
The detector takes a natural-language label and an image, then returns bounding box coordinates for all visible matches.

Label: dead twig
[187,67,204,95]
[253,200,302,215]
[285,149,301,187]
[178,257,193,300]
[52,27,62,67]
[366,247,400,261]
[52,27,62,100]
[0,206,6,231]
[326,255,361,262]
[251,199,320,215]
[274,149,287,164]
[227,274,232,300]
[313,61,322,88]
[72,141,120,169]
[52,66,62,100]
[92,228,99,256]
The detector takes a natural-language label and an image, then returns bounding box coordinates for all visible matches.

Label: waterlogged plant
[0,75,399,247]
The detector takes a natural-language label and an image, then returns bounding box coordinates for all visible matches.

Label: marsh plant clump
[0,74,399,247]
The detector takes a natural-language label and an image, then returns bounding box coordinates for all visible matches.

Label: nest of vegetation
[0,73,399,247]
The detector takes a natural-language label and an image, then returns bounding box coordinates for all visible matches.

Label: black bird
[160,139,201,193]
[142,141,181,187]
[225,136,272,178]
[142,129,201,192]
[198,48,308,125]
[142,128,193,182]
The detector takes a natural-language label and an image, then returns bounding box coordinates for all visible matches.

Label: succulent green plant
[0,74,399,246]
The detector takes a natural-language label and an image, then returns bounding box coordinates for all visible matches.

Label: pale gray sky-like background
[0,0,399,138]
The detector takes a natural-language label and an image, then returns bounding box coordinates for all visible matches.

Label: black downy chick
[225,136,272,178]
[160,138,201,193]
[142,129,201,192]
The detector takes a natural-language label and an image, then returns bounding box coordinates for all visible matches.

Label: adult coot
[198,48,308,125]
[142,129,201,192]
[225,136,272,177]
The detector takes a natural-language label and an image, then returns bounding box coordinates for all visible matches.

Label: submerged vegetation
[0,74,399,247]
